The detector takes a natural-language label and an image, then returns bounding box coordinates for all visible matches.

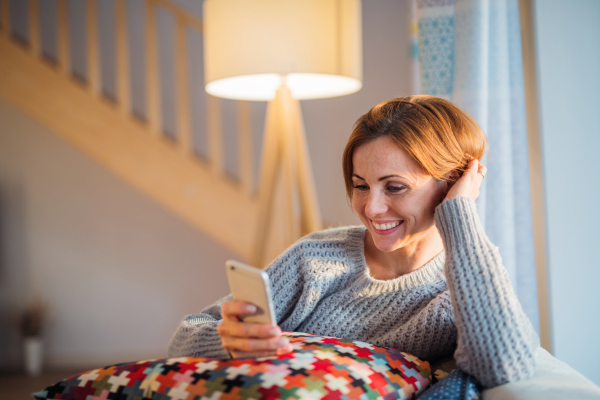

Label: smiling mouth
[372,221,403,231]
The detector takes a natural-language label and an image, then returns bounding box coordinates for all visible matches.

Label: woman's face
[351,136,448,253]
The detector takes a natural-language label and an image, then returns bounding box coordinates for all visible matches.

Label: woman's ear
[446,170,460,182]
[441,170,460,199]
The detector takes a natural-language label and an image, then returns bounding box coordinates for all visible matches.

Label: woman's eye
[353,185,368,191]
[387,186,405,193]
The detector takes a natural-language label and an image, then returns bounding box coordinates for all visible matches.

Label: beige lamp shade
[203,0,363,101]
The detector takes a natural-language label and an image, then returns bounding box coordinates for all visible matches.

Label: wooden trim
[519,0,553,354]
[155,0,202,32]
[251,86,322,266]
[252,91,282,267]
[115,0,130,115]
[207,95,223,174]
[28,0,40,56]
[237,101,253,194]
[175,19,191,155]
[0,33,257,259]
[86,0,100,96]
[280,87,301,244]
[57,0,70,76]
[145,0,161,135]
[0,0,10,35]
[291,96,322,235]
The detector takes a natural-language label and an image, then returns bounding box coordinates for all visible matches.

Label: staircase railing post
[28,0,40,56]
[57,0,70,76]
[115,0,131,116]
[86,0,100,96]
[207,95,223,175]
[237,101,253,194]
[1,0,10,37]
[175,17,191,155]
[145,0,161,136]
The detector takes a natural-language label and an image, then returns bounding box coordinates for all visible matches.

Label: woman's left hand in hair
[444,157,487,201]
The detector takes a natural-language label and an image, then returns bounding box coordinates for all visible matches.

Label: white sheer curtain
[413,0,540,334]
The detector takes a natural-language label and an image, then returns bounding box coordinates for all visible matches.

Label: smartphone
[225,260,276,325]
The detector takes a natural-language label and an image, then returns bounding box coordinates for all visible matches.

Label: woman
[168,95,539,389]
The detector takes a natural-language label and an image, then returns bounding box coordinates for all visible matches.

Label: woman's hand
[444,157,487,201]
[217,301,293,359]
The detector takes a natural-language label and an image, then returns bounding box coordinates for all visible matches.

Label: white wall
[0,0,412,370]
[534,0,600,385]
[0,98,236,368]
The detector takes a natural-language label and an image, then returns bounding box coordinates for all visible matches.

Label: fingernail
[277,338,289,346]
[268,327,280,335]
[276,347,287,355]
[276,345,293,355]
[245,304,257,313]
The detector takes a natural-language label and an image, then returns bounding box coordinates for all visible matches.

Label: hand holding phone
[218,260,292,359]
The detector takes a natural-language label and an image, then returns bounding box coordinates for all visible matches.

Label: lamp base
[252,85,322,267]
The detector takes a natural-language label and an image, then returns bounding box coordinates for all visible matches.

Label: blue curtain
[414,0,540,334]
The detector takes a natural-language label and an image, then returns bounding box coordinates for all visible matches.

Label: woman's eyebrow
[352,174,406,182]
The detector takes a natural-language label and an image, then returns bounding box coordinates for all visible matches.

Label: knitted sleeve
[167,294,233,359]
[434,197,540,388]
[167,243,308,359]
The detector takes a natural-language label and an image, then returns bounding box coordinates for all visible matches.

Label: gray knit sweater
[168,197,539,388]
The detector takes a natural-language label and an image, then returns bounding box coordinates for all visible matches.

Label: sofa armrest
[483,348,600,400]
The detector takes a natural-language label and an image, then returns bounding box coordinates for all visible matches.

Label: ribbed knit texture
[168,197,539,388]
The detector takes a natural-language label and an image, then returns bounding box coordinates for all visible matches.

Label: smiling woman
[168,95,539,396]
[343,96,488,279]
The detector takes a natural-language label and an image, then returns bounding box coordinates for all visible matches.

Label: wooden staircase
[0,0,267,261]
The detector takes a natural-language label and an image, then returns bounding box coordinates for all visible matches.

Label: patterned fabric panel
[417,369,481,400]
[33,332,432,400]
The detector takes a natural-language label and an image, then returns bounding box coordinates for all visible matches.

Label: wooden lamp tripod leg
[252,86,322,267]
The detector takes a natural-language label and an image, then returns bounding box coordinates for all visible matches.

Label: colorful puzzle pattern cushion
[33,332,432,400]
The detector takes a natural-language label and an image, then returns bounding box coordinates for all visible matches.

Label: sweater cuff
[178,318,232,360]
[434,197,490,251]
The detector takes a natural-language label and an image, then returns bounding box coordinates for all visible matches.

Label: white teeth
[374,221,401,230]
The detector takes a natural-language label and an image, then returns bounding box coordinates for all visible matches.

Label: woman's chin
[370,233,406,253]
[373,241,405,253]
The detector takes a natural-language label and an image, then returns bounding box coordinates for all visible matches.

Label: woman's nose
[365,193,388,217]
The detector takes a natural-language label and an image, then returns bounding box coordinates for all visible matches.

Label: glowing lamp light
[203,0,363,101]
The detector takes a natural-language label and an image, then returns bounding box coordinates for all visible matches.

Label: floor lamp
[203,0,363,267]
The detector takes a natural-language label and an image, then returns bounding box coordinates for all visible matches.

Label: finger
[465,158,479,176]
[222,336,289,353]
[232,349,278,359]
[218,320,281,339]
[477,164,487,179]
[276,344,294,355]
[222,301,259,320]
